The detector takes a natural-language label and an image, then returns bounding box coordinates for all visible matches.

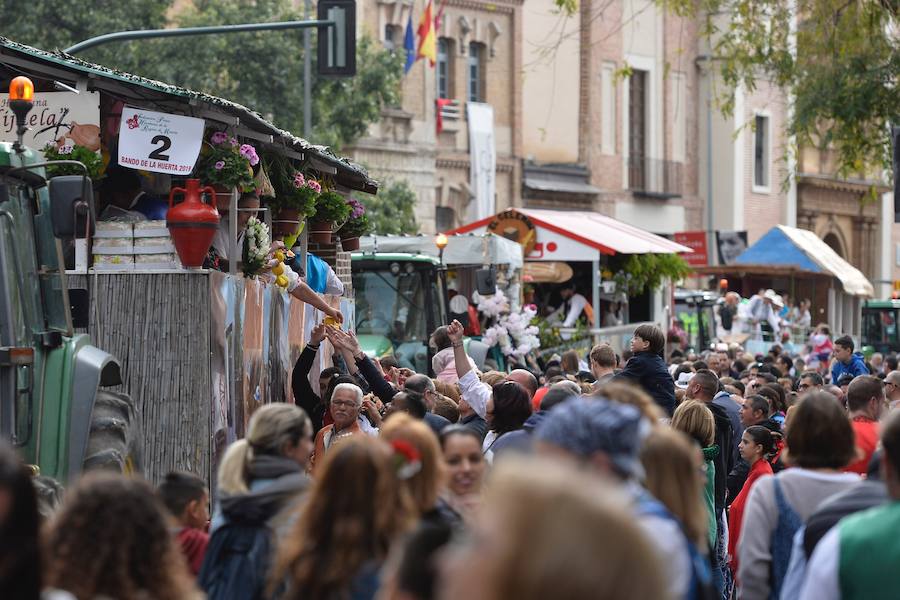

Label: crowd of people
[2,313,899,600]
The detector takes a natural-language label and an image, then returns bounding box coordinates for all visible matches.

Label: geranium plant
[266,154,320,217]
[43,143,104,180]
[312,190,352,224]
[194,131,258,192]
[337,197,371,238]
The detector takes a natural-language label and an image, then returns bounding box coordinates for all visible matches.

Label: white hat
[764,289,778,301]
[772,294,785,309]
[675,372,695,389]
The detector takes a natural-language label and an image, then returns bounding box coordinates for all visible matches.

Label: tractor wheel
[83,390,143,476]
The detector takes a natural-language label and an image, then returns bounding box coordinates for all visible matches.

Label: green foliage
[5,0,402,151]
[338,212,371,238]
[361,179,419,235]
[312,191,351,224]
[667,0,900,181]
[0,0,170,72]
[552,0,579,16]
[42,144,104,180]
[611,253,692,296]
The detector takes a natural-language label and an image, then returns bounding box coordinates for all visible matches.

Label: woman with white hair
[310,382,366,473]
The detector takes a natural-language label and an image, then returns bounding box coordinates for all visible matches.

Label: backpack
[635,491,717,600]
[198,520,274,600]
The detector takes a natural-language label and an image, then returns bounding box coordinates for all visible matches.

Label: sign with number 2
[117,106,204,175]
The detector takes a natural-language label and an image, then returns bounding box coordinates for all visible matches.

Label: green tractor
[351,253,449,373]
[0,79,140,482]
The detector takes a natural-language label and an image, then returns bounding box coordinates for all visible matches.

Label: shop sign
[0,91,100,151]
[487,210,537,255]
[673,231,708,266]
[117,106,204,175]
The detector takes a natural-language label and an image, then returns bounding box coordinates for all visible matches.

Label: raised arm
[326,328,397,405]
[292,322,326,424]
[448,319,489,419]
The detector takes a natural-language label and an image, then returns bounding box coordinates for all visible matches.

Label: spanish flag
[416,0,437,66]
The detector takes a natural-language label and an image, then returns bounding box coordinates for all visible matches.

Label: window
[467,42,485,102]
[437,38,453,99]
[628,69,648,190]
[383,24,401,51]
[754,114,770,189]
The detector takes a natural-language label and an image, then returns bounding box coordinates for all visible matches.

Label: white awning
[777,226,874,297]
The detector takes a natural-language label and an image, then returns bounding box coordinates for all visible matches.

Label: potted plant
[309,190,351,244]
[336,197,370,251]
[194,131,258,205]
[270,172,321,237]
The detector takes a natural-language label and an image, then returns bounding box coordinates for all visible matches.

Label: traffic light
[317,0,356,77]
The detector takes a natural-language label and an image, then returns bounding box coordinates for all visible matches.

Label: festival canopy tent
[734,225,873,297]
[447,208,690,329]
[699,225,873,338]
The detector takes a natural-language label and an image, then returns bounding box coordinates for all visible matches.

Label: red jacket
[176,526,209,576]
[728,457,773,574]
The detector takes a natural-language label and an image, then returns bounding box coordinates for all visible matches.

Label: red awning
[448,208,691,255]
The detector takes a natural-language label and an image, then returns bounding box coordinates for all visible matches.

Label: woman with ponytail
[200,403,313,600]
[728,425,776,575]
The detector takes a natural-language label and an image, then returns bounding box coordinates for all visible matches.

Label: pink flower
[214,160,225,170]
[230,137,239,147]
[239,144,259,166]
[307,180,321,193]
[210,131,229,145]
[293,172,305,188]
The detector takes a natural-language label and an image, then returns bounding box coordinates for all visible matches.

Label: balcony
[627,156,683,199]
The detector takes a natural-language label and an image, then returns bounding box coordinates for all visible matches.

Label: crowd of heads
[6,317,900,600]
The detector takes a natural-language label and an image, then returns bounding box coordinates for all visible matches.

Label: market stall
[447,208,691,332]
[0,37,372,482]
[695,225,874,339]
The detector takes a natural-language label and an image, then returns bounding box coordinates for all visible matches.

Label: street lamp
[435,233,449,264]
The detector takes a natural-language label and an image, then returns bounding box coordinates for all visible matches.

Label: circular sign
[486,210,537,256]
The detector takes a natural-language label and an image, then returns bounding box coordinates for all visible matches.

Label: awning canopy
[357,233,523,269]
[734,225,874,297]
[448,207,690,261]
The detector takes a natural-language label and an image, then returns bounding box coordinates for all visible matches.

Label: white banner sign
[466,102,496,223]
[117,106,204,175]
[0,91,100,151]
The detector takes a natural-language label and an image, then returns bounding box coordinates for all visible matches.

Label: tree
[671,0,900,182]
[361,179,418,235]
[0,0,169,73]
[3,0,402,151]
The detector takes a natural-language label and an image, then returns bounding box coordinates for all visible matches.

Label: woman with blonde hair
[438,456,668,600]
[381,414,461,527]
[671,399,718,550]
[201,403,313,599]
[271,436,415,599]
[639,427,710,551]
[44,473,201,600]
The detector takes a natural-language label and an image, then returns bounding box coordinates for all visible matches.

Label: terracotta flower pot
[340,236,360,251]
[309,220,334,244]
[272,207,302,237]
[211,184,234,209]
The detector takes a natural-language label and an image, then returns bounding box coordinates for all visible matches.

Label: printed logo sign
[117,107,204,175]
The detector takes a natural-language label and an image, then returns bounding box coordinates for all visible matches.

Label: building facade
[350,0,523,234]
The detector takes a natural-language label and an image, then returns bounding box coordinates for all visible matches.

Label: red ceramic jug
[167,179,220,268]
